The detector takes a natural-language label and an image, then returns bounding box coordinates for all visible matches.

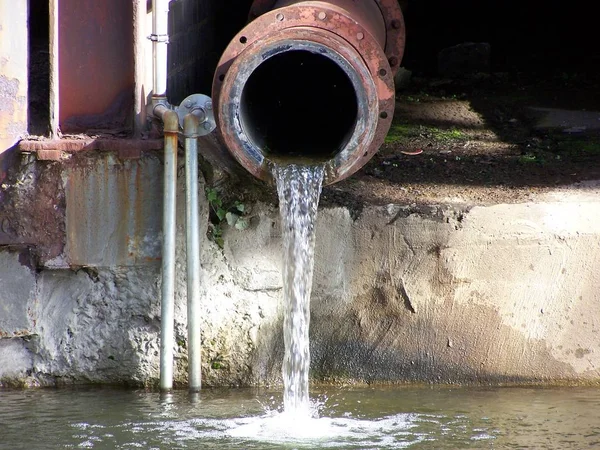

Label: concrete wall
[0,2,28,153]
[1,152,599,387]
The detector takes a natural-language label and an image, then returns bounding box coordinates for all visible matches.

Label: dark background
[402,0,598,75]
[167,0,599,103]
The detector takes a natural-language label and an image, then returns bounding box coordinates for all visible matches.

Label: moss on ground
[385,122,466,145]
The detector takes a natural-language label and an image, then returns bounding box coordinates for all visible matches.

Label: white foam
[219,411,419,448]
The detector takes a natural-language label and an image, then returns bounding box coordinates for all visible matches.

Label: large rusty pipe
[212,0,405,185]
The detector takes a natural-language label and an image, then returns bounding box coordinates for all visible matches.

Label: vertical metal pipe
[152,0,170,99]
[160,110,180,391]
[49,0,59,137]
[184,113,202,392]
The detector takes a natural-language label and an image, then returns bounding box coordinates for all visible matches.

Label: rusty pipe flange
[247,0,405,75]
[213,3,396,185]
[218,28,380,185]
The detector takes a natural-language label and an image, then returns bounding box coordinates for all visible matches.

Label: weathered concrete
[0,154,65,261]
[29,267,161,384]
[309,198,600,383]
[0,2,28,154]
[0,339,33,383]
[0,250,36,337]
[64,154,162,267]
[1,152,600,387]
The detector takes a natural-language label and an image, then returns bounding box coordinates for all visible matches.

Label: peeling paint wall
[0,3,28,153]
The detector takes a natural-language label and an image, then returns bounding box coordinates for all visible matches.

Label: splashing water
[273,163,325,417]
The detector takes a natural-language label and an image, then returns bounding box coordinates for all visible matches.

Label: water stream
[273,163,325,417]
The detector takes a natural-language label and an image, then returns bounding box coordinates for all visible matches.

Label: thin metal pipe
[152,0,170,99]
[153,103,171,122]
[160,110,180,391]
[49,0,59,137]
[184,113,202,392]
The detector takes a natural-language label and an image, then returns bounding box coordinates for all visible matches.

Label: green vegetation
[385,123,466,145]
[518,152,542,165]
[206,188,249,248]
[562,138,600,155]
[402,91,466,103]
[517,133,600,166]
[384,123,414,144]
[539,132,600,159]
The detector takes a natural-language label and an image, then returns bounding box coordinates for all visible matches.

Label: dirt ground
[319,70,600,211]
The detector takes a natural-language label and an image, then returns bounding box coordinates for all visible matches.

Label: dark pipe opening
[240,50,358,160]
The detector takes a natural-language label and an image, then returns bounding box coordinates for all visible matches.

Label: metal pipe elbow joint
[212,0,405,186]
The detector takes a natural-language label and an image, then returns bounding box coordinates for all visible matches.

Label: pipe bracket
[148,33,170,43]
[176,94,216,136]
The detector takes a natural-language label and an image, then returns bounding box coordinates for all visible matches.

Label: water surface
[2,385,599,449]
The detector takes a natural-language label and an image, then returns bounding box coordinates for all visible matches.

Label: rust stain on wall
[0,156,65,262]
[64,154,162,267]
[59,0,134,132]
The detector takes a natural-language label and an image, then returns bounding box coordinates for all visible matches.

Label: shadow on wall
[167,0,254,106]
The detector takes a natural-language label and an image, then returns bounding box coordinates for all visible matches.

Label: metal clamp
[148,33,170,43]
[176,94,216,136]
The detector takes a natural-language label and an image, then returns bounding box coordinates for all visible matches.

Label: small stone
[447,338,453,348]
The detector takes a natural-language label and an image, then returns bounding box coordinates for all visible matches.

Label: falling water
[273,163,325,417]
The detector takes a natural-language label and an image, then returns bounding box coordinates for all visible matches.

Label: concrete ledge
[18,138,163,160]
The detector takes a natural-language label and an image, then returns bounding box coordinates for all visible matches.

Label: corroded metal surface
[58,0,134,132]
[213,0,404,185]
[248,0,405,72]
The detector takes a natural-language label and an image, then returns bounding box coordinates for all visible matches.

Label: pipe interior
[240,49,358,160]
